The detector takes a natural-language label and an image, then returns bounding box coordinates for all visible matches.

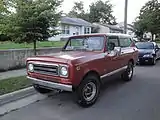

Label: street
[1,61,160,120]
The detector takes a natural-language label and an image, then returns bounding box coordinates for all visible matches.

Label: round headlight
[28,63,34,72]
[60,66,68,76]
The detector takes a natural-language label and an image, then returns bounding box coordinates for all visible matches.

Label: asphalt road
[1,61,160,120]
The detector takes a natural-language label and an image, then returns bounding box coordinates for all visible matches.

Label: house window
[84,27,90,34]
[62,25,70,34]
[75,27,80,35]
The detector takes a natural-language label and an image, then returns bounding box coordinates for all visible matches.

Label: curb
[0,87,36,106]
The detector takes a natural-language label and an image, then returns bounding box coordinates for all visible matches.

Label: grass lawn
[0,76,32,95]
[0,41,66,50]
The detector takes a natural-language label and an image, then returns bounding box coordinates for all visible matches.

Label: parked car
[136,42,160,65]
[133,37,140,43]
[26,33,138,107]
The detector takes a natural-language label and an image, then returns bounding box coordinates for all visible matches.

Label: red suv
[27,33,138,107]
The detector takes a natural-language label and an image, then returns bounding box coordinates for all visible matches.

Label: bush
[0,34,11,42]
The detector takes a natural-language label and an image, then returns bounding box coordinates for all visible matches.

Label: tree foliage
[134,0,160,39]
[68,1,89,21]
[0,0,13,41]
[68,1,84,16]
[68,0,116,25]
[0,0,62,54]
[89,0,116,25]
[9,0,62,43]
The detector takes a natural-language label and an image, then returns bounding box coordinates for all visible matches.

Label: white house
[93,23,124,34]
[117,22,135,37]
[48,17,92,41]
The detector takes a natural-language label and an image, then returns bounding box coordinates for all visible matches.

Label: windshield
[64,36,104,51]
[136,42,154,49]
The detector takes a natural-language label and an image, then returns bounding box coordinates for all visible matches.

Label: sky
[61,0,149,24]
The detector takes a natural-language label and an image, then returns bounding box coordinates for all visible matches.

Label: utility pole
[124,0,128,34]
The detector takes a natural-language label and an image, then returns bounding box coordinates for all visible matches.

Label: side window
[107,36,119,51]
[120,38,132,48]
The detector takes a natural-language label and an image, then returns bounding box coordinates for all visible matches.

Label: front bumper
[27,76,72,92]
[138,57,153,63]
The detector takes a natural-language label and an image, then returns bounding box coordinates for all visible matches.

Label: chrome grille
[33,63,59,76]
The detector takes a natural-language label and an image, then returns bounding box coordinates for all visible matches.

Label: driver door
[104,36,122,74]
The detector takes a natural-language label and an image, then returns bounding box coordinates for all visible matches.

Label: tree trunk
[33,39,36,56]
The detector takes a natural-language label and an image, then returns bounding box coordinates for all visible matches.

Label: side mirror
[156,48,160,51]
[113,47,121,56]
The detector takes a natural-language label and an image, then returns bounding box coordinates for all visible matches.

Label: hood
[138,49,155,56]
[27,51,99,64]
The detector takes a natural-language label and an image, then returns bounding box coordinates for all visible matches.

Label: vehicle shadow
[100,77,127,96]
[45,76,128,107]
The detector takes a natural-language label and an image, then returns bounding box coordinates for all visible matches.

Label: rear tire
[75,75,100,107]
[33,84,52,94]
[139,61,143,65]
[121,62,134,82]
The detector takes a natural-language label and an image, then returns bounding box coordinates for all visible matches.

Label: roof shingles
[61,17,92,27]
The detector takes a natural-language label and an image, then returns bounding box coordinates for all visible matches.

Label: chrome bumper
[27,76,72,92]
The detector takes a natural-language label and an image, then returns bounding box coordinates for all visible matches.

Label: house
[93,23,124,34]
[48,17,92,41]
[117,22,135,37]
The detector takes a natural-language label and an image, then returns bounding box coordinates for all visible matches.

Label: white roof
[70,33,131,37]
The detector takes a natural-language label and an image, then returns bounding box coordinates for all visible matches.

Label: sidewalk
[0,69,26,80]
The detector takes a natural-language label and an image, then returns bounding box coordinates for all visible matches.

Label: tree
[0,0,12,41]
[68,1,84,16]
[89,0,116,25]
[68,1,89,21]
[134,0,160,40]
[5,0,62,55]
[0,0,7,34]
[133,19,145,40]
[67,0,116,25]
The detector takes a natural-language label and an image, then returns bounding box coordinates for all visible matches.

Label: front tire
[121,62,134,82]
[75,75,100,107]
[33,84,52,94]
[151,57,156,65]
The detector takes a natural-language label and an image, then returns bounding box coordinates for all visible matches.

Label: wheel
[33,84,52,94]
[151,57,156,65]
[75,75,100,107]
[121,62,134,82]
[139,61,143,65]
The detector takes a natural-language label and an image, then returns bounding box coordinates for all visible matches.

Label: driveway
[1,61,160,120]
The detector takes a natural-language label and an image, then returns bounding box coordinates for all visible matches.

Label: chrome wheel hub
[128,65,133,78]
[83,82,97,102]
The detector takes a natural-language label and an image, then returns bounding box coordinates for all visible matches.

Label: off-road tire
[121,62,134,82]
[74,75,100,107]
